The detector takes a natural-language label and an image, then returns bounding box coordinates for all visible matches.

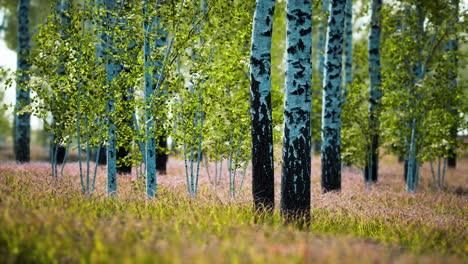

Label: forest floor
[0,148,466,263]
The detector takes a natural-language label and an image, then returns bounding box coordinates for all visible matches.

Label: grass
[0,155,466,263]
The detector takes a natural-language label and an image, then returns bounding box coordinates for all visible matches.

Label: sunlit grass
[0,157,466,263]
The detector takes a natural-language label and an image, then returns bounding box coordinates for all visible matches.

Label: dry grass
[0,153,466,263]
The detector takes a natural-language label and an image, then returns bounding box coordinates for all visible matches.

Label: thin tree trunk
[97,144,107,165]
[143,0,166,197]
[405,5,425,192]
[406,117,416,192]
[321,0,346,192]
[315,0,328,153]
[280,0,312,221]
[14,0,31,163]
[249,0,276,212]
[365,0,382,183]
[104,0,120,195]
[156,135,168,174]
[116,89,132,175]
[343,0,353,88]
[52,0,71,166]
[317,0,328,84]
[154,9,168,176]
[404,159,408,183]
[144,0,157,197]
[341,0,353,167]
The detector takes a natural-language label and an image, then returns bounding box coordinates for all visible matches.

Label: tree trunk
[365,0,382,183]
[104,0,120,195]
[317,0,328,84]
[156,135,168,175]
[341,0,353,168]
[52,0,71,166]
[14,0,31,163]
[344,0,353,88]
[97,145,107,165]
[280,0,312,221]
[249,0,276,212]
[405,5,425,192]
[94,0,107,167]
[403,159,408,182]
[321,0,346,192]
[314,0,328,153]
[143,0,164,197]
[153,6,168,176]
[406,117,417,192]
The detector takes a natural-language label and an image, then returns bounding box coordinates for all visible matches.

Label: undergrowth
[0,162,466,263]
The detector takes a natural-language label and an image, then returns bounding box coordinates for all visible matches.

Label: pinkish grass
[0,153,466,263]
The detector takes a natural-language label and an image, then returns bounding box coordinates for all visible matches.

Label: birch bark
[250,0,276,211]
[280,0,313,219]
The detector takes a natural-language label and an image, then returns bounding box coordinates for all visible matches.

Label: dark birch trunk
[51,0,71,166]
[249,0,276,212]
[343,0,353,88]
[365,0,382,183]
[156,135,168,175]
[314,0,328,153]
[280,0,312,221]
[14,0,31,163]
[321,0,345,192]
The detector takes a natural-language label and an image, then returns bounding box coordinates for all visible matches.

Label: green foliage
[0,87,10,142]
[270,0,286,147]
[340,0,467,175]
[379,0,467,164]
[1,0,257,195]
[341,37,371,168]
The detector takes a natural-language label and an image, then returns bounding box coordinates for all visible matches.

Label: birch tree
[143,0,157,197]
[14,0,31,163]
[365,0,382,185]
[321,0,345,192]
[343,0,352,89]
[152,0,168,177]
[317,0,328,87]
[116,0,140,175]
[50,0,71,168]
[314,0,328,153]
[380,0,467,192]
[249,0,276,211]
[280,0,312,220]
[103,0,120,195]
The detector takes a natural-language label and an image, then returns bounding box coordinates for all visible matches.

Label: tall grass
[0,158,466,263]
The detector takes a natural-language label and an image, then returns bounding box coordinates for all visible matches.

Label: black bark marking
[261,30,272,37]
[297,39,305,51]
[299,27,311,37]
[287,45,297,55]
[251,56,268,75]
[291,88,304,96]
